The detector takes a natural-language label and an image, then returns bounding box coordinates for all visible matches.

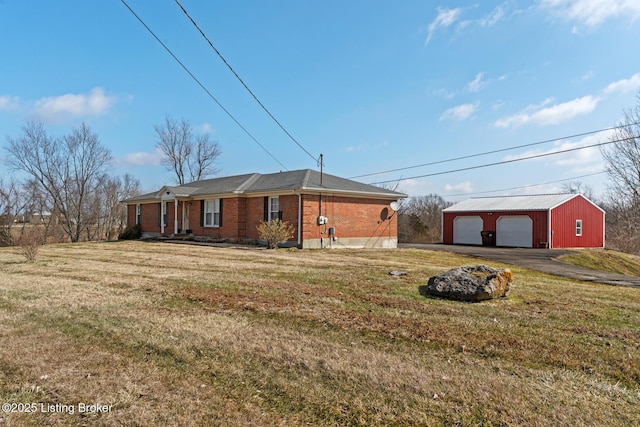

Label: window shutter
[200,200,204,227]
[263,196,269,221]
[158,203,161,226]
[219,199,223,227]
[278,210,283,221]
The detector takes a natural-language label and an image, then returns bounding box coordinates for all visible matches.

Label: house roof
[124,169,406,203]
[443,194,587,213]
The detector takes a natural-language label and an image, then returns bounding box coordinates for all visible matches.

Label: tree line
[1,116,221,247]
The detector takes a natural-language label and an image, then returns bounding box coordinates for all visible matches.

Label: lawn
[0,241,638,426]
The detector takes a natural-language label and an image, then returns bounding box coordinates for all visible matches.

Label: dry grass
[0,241,639,426]
[559,249,640,277]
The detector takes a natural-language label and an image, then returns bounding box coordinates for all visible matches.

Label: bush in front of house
[118,224,142,240]
[257,219,295,249]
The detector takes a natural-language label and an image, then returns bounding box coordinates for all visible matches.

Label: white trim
[268,196,279,222]
[174,199,178,235]
[203,199,221,227]
[161,201,167,234]
[548,208,552,249]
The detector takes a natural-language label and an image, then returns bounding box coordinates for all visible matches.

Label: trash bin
[480,231,495,246]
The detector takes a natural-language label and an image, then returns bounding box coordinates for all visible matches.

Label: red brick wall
[244,195,299,241]
[125,203,165,234]
[301,194,397,241]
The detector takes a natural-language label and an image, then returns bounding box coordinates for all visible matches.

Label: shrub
[15,227,45,261]
[118,224,142,240]
[257,219,295,249]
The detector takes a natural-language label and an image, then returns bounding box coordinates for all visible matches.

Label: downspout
[297,193,302,247]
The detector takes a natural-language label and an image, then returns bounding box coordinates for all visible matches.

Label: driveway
[400,243,640,287]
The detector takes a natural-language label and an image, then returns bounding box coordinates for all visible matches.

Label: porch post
[174,199,179,235]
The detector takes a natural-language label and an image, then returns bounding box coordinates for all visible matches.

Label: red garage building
[442,194,605,249]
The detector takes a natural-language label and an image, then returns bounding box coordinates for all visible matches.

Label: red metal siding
[550,195,604,248]
[443,210,548,247]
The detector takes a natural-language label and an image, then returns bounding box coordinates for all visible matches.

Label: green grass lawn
[0,241,639,426]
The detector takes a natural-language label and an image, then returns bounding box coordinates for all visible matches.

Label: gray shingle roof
[443,194,581,212]
[123,169,406,203]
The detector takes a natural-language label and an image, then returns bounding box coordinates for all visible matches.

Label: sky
[2,0,640,201]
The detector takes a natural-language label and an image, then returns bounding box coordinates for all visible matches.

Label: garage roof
[443,194,579,212]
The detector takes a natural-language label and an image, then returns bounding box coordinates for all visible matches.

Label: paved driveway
[400,243,640,287]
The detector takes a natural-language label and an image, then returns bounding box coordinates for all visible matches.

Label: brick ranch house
[123,169,406,249]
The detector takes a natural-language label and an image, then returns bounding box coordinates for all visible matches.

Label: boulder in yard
[425,265,512,302]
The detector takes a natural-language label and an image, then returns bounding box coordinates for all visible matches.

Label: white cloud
[502,131,611,167]
[468,72,486,92]
[602,72,640,95]
[432,87,456,99]
[345,145,364,152]
[0,95,20,111]
[440,103,478,121]
[540,0,640,28]
[118,147,164,167]
[493,95,599,128]
[30,87,115,123]
[397,178,432,197]
[197,122,215,134]
[425,7,462,45]
[478,4,507,27]
[444,181,474,193]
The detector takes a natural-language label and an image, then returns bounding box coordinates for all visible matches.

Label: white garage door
[453,216,483,245]
[496,216,533,248]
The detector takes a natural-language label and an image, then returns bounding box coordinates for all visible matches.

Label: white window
[161,202,167,226]
[576,219,583,236]
[269,196,279,222]
[135,204,141,225]
[204,199,221,227]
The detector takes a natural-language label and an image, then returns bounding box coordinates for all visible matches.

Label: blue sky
[2,1,640,200]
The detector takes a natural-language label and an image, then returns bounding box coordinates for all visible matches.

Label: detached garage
[442,194,605,249]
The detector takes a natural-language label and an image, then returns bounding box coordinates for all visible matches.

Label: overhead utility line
[370,134,638,185]
[119,0,287,170]
[444,171,606,198]
[174,0,319,164]
[352,123,639,179]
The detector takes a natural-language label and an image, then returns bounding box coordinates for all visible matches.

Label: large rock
[425,265,512,302]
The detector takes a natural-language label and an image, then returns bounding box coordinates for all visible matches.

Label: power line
[351,123,638,179]
[444,171,606,198]
[119,0,287,170]
[174,0,319,164]
[370,134,637,185]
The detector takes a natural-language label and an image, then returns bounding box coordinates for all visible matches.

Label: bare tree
[23,179,63,244]
[0,178,29,246]
[95,173,141,240]
[601,95,640,205]
[154,116,221,185]
[600,93,640,253]
[5,122,112,242]
[561,181,595,200]
[398,194,452,243]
